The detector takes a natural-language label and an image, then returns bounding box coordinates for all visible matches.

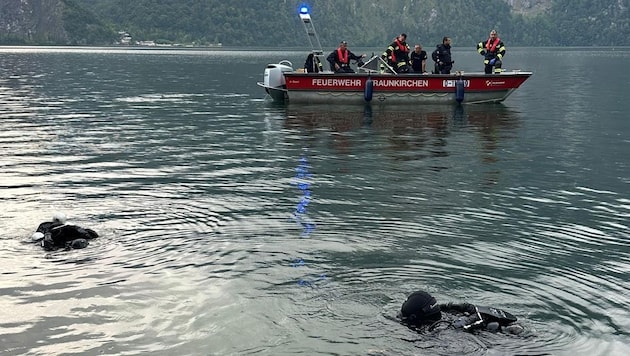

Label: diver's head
[32,232,45,241]
[400,291,442,326]
[52,212,67,224]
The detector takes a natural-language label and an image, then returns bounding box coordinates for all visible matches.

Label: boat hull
[271,72,532,105]
[256,82,288,102]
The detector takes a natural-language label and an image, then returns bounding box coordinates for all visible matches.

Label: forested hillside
[0,0,115,45]
[1,0,628,46]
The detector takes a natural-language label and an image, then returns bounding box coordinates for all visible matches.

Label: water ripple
[1,48,629,355]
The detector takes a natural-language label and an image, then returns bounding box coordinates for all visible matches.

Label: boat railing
[359,55,397,74]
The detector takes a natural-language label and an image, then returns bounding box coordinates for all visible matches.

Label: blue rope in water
[293,155,315,236]
[290,153,327,287]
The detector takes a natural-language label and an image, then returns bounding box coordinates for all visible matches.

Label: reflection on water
[282,103,519,185]
[284,103,517,145]
[263,101,630,355]
[292,153,316,237]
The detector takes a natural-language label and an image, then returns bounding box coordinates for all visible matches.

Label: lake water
[0,46,629,355]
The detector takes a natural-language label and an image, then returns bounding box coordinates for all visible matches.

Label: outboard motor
[263,60,293,89]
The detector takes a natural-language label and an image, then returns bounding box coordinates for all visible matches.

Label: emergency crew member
[410,44,428,73]
[327,41,365,73]
[399,290,524,335]
[382,33,411,73]
[304,52,323,73]
[477,30,506,74]
[32,213,99,251]
[431,37,454,74]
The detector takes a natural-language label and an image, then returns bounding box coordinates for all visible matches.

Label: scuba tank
[461,305,517,331]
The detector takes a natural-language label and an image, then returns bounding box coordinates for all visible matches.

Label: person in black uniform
[327,41,366,73]
[304,52,323,73]
[32,213,99,251]
[431,37,454,74]
[399,290,524,334]
[410,44,428,73]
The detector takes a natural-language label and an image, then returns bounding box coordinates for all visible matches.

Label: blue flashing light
[299,6,309,15]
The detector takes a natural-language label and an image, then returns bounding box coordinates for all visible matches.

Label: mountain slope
[0,0,115,45]
[1,0,628,46]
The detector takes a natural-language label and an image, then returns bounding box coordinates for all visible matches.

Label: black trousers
[336,65,355,73]
[484,59,502,74]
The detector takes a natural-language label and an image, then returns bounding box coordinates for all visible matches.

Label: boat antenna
[299,6,323,57]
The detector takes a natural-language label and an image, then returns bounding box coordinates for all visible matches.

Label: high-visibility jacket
[477,37,506,60]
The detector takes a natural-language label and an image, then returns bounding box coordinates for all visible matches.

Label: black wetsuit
[399,291,524,335]
[35,221,98,251]
[429,303,522,334]
[36,221,63,234]
[431,43,453,74]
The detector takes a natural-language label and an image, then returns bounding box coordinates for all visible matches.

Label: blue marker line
[290,153,330,287]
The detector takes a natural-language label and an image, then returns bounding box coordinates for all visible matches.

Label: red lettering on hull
[284,73,530,92]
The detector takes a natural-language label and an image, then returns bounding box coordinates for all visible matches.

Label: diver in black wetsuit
[32,213,99,251]
[399,290,524,334]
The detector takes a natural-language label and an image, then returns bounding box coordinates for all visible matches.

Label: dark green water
[0,46,629,355]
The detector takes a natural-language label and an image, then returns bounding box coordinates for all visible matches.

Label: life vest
[485,37,501,53]
[337,48,349,64]
[391,39,408,63]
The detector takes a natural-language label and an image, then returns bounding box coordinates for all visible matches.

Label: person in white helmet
[32,213,98,251]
